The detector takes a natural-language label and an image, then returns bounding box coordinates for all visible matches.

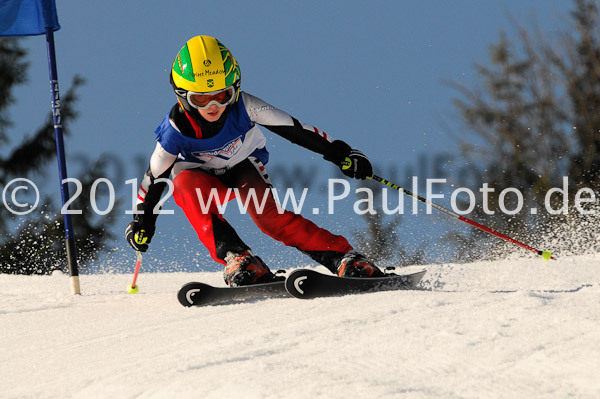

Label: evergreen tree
[449,0,600,259]
[353,180,426,267]
[0,38,117,274]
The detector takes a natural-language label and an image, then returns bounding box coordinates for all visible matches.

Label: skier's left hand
[340,149,373,180]
[324,140,373,180]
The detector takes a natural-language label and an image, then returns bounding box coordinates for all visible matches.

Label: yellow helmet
[170,35,241,112]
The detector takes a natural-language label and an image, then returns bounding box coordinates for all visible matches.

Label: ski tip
[177,282,205,307]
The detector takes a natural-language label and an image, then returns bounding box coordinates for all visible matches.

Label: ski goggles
[177,86,236,110]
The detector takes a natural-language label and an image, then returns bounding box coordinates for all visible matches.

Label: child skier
[125,35,385,286]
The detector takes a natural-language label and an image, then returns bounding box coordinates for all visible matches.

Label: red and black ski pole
[368,174,555,260]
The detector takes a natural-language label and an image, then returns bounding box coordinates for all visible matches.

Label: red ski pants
[172,159,352,265]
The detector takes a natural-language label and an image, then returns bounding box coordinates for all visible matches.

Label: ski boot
[223,250,281,286]
[336,252,385,278]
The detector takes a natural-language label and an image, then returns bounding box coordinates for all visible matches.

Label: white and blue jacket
[136,91,336,210]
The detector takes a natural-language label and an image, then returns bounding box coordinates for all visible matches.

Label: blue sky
[8,0,573,272]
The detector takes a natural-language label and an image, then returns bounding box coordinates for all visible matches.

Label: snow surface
[1,255,599,399]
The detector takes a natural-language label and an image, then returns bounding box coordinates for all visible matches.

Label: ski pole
[367,174,555,260]
[127,251,143,294]
[127,229,149,294]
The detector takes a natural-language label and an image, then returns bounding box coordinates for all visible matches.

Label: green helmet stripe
[173,44,195,82]
[218,40,240,86]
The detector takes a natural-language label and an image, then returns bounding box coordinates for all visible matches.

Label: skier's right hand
[125,220,155,252]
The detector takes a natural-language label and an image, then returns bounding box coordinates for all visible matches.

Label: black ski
[178,269,426,306]
[284,269,426,299]
[177,280,287,307]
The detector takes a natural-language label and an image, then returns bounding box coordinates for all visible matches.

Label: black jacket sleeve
[262,117,332,156]
[134,164,172,228]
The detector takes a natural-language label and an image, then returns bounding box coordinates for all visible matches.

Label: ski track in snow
[1,255,599,399]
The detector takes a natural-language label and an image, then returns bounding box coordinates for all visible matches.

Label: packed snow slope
[1,254,599,399]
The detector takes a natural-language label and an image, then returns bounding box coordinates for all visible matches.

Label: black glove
[324,140,373,180]
[125,219,155,252]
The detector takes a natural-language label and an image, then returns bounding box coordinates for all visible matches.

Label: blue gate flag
[0,0,60,37]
